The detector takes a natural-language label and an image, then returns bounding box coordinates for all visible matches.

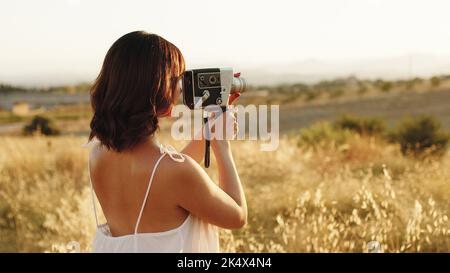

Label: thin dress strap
[83,138,101,228]
[133,144,185,234]
[88,158,100,227]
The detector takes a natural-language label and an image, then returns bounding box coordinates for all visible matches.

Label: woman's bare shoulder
[88,142,122,173]
[88,142,106,166]
[161,153,208,187]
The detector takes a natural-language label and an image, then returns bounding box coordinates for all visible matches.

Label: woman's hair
[89,31,185,152]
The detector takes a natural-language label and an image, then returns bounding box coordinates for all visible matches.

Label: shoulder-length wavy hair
[89,31,185,152]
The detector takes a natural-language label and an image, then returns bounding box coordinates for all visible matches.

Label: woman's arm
[211,139,247,219]
[175,83,246,229]
[173,113,247,229]
[172,142,247,229]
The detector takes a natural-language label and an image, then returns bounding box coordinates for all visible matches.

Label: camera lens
[231,77,247,94]
[209,75,217,85]
[199,75,205,81]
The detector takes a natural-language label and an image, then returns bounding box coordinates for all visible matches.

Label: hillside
[280,88,450,132]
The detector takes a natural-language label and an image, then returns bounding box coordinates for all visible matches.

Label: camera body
[181,67,246,109]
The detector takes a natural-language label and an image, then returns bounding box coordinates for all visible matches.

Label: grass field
[1,75,449,252]
[1,129,449,252]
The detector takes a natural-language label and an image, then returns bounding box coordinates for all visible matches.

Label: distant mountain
[241,54,450,86]
[0,72,95,88]
[2,54,450,87]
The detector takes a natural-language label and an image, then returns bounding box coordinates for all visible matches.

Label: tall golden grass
[0,132,449,252]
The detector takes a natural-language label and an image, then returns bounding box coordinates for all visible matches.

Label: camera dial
[209,75,217,85]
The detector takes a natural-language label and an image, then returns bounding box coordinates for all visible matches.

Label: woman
[86,31,246,253]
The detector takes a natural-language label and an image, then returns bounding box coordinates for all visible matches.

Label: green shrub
[304,90,320,101]
[333,115,386,136]
[329,89,344,98]
[23,116,60,136]
[430,76,441,88]
[405,77,423,91]
[299,121,350,147]
[357,86,368,95]
[389,116,449,157]
[381,81,392,92]
[374,79,392,92]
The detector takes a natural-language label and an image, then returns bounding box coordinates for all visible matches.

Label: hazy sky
[2,0,450,85]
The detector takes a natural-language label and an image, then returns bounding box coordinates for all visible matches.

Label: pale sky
[2,0,450,85]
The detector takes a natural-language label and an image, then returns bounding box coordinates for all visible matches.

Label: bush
[299,122,350,147]
[329,89,344,98]
[23,116,60,136]
[334,115,386,136]
[374,79,392,92]
[430,76,441,88]
[389,116,450,157]
[357,86,368,95]
[381,81,392,92]
[303,90,320,101]
[405,77,423,91]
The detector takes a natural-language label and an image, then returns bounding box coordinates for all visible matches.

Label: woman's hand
[209,108,238,149]
[229,72,242,105]
[210,71,241,148]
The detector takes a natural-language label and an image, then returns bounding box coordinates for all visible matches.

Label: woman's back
[88,141,219,252]
[90,140,189,236]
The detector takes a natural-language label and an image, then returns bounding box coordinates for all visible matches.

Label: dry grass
[0,133,449,252]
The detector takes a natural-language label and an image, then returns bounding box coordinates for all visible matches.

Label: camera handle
[204,115,211,168]
[203,106,227,168]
